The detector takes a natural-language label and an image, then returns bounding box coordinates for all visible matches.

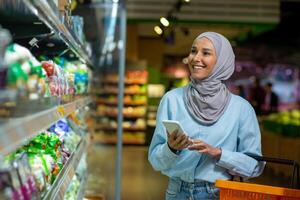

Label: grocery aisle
[84,143,291,200]
[85,144,168,200]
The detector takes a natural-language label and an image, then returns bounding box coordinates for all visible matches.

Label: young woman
[148,32,265,200]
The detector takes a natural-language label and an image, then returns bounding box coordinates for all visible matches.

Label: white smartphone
[162,120,186,136]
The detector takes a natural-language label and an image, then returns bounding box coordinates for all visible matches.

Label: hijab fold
[184,32,235,125]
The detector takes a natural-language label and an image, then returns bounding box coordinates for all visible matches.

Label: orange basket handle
[245,153,300,189]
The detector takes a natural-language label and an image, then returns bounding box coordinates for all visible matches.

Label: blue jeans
[165,178,220,200]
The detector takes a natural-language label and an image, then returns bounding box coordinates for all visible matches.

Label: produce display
[64,175,80,200]
[1,2,91,199]
[64,156,87,200]
[0,43,91,119]
[93,70,148,144]
[101,70,148,84]
[96,117,146,130]
[99,84,147,95]
[0,115,85,199]
[2,43,90,100]
[262,109,300,137]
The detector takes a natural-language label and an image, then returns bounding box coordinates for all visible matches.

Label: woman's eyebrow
[202,48,213,52]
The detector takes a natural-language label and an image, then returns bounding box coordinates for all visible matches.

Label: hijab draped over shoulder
[184,32,235,125]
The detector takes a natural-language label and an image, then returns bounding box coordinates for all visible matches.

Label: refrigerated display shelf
[22,0,93,66]
[76,170,88,200]
[0,97,91,157]
[43,136,88,200]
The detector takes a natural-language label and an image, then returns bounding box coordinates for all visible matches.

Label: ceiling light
[33,21,43,25]
[184,0,190,2]
[154,26,163,35]
[160,17,169,27]
[46,43,55,47]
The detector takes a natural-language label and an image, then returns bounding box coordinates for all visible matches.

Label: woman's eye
[190,49,197,54]
[203,51,211,56]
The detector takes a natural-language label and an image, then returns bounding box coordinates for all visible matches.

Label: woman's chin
[191,74,206,80]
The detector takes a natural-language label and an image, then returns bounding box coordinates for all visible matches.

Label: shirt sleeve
[216,102,265,178]
[148,94,180,171]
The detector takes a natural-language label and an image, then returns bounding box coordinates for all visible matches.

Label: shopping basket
[215,153,300,200]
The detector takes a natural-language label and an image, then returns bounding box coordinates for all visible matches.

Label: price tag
[57,106,66,117]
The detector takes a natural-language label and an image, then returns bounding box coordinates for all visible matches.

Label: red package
[41,61,55,77]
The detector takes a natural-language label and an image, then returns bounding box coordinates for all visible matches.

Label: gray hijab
[184,32,235,125]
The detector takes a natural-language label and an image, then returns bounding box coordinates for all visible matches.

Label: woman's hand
[188,139,222,159]
[167,130,192,153]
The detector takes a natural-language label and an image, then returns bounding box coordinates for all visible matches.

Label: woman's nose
[193,52,202,61]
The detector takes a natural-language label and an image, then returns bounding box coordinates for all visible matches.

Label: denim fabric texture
[165,178,220,200]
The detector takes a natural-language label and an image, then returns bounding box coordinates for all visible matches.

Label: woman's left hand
[188,139,222,159]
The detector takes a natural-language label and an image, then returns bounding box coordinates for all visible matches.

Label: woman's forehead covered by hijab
[194,34,221,57]
[195,32,235,81]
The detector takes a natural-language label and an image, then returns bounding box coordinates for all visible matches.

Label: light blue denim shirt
[148,86,265,183]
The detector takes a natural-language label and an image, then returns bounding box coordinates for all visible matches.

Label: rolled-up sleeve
[216,103,265,178]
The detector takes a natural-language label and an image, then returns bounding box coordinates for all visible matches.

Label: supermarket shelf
[95,125,146,131]
[92,85,147,96]
[102,80,147,85]
[93,113,145,119]
[0,95,87,118]
[43,137,88,200]
[0,97,91,157]
[23,0,93,67]
[95,91,146,95]
[97,100,147,106]
[76,170,87,200]
[147,120,157,127]
[126,80,146,84]
[93,135,145,145]
[103,139,145,145]
[125,91,146,95]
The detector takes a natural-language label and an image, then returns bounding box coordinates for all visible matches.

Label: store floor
[85,144,168,200]
[84,143,290,200]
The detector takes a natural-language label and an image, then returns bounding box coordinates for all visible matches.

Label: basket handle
[245,153,300,189]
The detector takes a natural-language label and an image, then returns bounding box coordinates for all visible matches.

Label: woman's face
[187,37,217,80]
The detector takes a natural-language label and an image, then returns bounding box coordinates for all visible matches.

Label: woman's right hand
[167,130,192,153]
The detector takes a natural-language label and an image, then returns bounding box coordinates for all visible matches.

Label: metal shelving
[0,97,91,157]
[76,170,88,200]
[22,0,93,67]
[0,2,93,199]
[43,136,88,200]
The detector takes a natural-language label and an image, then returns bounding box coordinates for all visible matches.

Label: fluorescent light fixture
[160,17,169,27]
[46,43,55,47]
[154,26,163,35]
